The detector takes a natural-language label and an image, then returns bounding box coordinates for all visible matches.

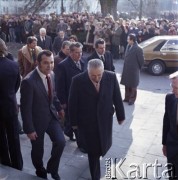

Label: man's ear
[37,61,40,66]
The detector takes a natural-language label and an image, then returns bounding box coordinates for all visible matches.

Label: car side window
[153,41,166,51]
[161,40,178,51]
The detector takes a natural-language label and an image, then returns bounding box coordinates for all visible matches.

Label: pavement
[1,43,172,180]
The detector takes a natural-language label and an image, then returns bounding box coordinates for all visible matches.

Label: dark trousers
[168,153,178,179]
[31,119,65,174]
[111,44,120,59]
[64,116,74,139]
[124,86,137,103]
[0,115,23,170]
[88,154,101,180]
[64,116,85,148]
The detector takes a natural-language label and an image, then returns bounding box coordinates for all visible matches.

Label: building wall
[0,0,25,14]
[0,0,100,15]
[0,0,176,16]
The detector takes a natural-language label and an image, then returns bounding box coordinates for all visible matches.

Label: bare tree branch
[23,0,56,15]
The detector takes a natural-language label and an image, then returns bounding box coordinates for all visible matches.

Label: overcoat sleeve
[20,79,35,134]
[68,76,79,126]
[162,94,170,145]
[113,73,125,122]
[55,63,67,104]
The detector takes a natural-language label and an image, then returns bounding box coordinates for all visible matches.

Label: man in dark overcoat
[120,33,144,105]
[162,71,178,179]
[52,30,68,55]
[55,42,85,151]
[68,59,125,180]
[87,38,115,72]
[0,38,23,170]
[36,28,53,51]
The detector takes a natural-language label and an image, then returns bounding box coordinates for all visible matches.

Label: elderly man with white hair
[68,59,125,180]
[36,27,53,51]
[162,71,178,179]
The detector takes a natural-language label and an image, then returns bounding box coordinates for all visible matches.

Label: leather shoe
[64,132,76,141]
[36,167,47,179]
[19,129,24,135]
[51,173,60,180]
[128,101,134,105]
[47,169,61,180]
[49,173,61,180]
[79,147,87,153]
[69,137,76,141]
[123,99,129,102]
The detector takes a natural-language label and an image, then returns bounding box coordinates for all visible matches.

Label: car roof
[151,35,178,40]
[139,35,178,48]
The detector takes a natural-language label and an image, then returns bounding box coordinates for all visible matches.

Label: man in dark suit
[20,50,65,180]
[87,38,115,72]
[162,71,178,179]
[0,38,23,170]
[68,59,125,180]
[36,28,53,51]
[52,30,68,55]
[55,42,85,148]
[120,33,144,105]
[53,40,70,73]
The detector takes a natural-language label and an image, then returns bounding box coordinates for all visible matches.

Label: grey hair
[69,42,83,52]
[0,38,8,56]
[61,40,71,49]
[39,28,46,34]
[87,59,104,71]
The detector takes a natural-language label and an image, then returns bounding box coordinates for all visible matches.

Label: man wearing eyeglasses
[162,71,178,179]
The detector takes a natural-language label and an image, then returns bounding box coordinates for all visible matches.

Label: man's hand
[61,104,67,109]
[27,132,38,140]
[72,126,78,130]
[58,109,65,119]
[162,145,167,157]
[118,120,125,125]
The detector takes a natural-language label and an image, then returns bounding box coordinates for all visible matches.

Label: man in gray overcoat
[120,33,144,105]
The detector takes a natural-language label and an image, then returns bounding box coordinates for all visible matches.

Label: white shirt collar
[96,51,104,58]
[96,52,104,59]
[36,67,47,79]
[40,36,45,41]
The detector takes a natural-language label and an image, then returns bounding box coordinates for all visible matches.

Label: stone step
[0,164,43,180]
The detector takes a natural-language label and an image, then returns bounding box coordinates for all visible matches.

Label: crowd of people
[1,12,178,59]
[1,11,178,180]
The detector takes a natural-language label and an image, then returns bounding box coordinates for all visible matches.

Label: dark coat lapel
[33,69,49,101]
[94,51,100,59]
[172,97,177,127]
[68,57,84,72]
[125,43,137,57]
[82,72,99,96]
[98,72,109,100]
[129,43,137,54]
[68,57,78,70]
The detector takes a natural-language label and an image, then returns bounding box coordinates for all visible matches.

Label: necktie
[76,61,81,70]
[42,38,45,47]
[46,75,52,102]
[128,45,131,51]
[100,55,104,63]
[31,49,36,62]
[95,82,100,92]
